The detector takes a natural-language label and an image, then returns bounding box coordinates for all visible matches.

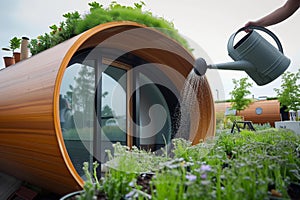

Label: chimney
[20,36,29,60]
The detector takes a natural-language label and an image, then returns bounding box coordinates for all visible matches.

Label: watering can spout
[209,60,253,71]
[193,58,253,76]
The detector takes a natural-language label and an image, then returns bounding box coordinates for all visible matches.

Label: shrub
[29,1,190,56]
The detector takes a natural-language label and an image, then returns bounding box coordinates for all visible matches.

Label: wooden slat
[0,159,81,194]
[239,100,280,126]
[0,29,82,194]
[215,100,281,127]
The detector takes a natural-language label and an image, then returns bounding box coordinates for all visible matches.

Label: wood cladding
[239,100,281,127]
[0,35,82,194]
[215,100,281,127]
[0,21,215,194]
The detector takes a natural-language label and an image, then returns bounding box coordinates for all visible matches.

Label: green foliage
[2,36,21,55]
[76,162,100,200]
[274,69,300,115]
[102,168,136,200]
[252,123,271,131]
[223,115,243,129]
[215,112,225,130]
[29,1,190,55]
[172,138,215,163]
[29,11,81,55]
[76,129,300,199]
[9,37,21,52]
[105,142,169,174]
[102,126,126,142]
[266,96,278,100]
[71,65,95,113]
[229,77,253,113]
[102,142,169,199]
[151,167,186,200]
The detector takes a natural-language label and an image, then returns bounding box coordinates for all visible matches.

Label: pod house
[0,21,215,194]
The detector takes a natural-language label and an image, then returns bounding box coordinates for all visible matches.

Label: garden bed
[66,128,300,200]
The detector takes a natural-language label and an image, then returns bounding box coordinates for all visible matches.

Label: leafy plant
[252,123,271,131]
[102,168,136,200]
[9,37,22,53]
[105,142,169,174]
[229,77,253,115]
[75,129,300,199]
[29,1,190,56]
[76,162,100,200]
[29,11,81,55]
[151,168,186,200]
[274,69,300,119]
[223,115,243,129]
[2,36,21,56]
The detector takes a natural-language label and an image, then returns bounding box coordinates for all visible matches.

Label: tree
[229,77,253,114]
[72,65,95,113]
[274,69,300,118]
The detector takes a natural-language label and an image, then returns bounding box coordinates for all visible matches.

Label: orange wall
[215,100,281,127]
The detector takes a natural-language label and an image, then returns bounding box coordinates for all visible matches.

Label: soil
[136,173,154,195]
[288,182,300,200]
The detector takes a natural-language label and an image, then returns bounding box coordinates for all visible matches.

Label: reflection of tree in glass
[65,85,74,106]
[102,91,108,98]
[101,91,114,125]
[64,65,95,129]
[102,105,113,117]
[72,65,95,113]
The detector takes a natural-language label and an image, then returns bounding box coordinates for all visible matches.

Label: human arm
[245,0,300,27]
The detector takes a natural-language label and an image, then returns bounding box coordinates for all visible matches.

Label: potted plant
[2,36,22,67]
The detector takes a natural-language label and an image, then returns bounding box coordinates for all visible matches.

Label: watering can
[194,26,291,85]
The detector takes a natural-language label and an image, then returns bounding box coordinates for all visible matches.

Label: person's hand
[244,21,260,32]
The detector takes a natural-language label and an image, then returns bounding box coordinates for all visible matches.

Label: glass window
[59,51,178,177]
[137,73,172,151]
[100,65,128,162]
[256,107,263,115]
[60,60,96,178]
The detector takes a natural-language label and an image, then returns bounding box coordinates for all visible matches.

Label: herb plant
[76,129,300,200]
[29,1,190,56]
[2,36,21,56]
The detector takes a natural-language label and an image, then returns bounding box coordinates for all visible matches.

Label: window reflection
[59,52,177,178]
[101,65,127,144]
[60,61,95,178]
[100,65,127,163]
[138,74,171,151]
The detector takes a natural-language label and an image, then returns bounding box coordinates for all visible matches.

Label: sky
[0,0,299,100]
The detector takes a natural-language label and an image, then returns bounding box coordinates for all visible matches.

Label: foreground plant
[76,129,300,200]
[75,162,101,200]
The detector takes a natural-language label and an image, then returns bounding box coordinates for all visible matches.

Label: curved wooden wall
[0,21,215,194]
[238,100,281,127]
[215,100,281,127]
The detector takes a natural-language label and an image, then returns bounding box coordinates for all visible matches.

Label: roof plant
[29,1,190,56]
[2,36,22,56]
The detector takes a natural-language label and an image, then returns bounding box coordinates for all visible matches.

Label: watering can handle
[228,25,284,54]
